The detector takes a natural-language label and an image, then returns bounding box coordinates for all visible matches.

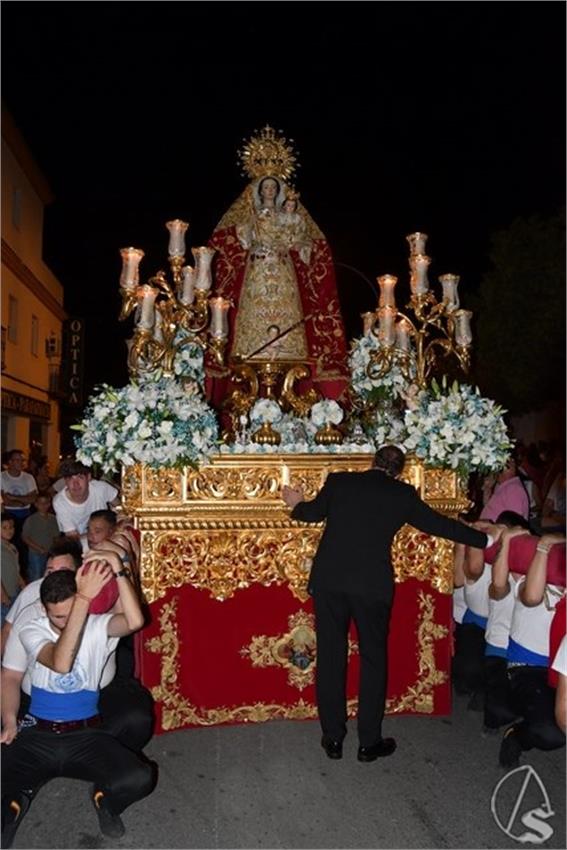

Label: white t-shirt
[1,470,37,511]
[464,563,491,618]
[53,480,118,535]
[509,579,564,658]
[3,585,117,691]
[453,586,467,625]
[19,613,119,704]
[485,574,518,651]
[5,580,43,624]
[551,635,567,677]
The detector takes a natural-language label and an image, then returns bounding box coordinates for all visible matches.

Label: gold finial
[238,125,298,181]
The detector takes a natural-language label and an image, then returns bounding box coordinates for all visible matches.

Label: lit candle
[377,274,398,308]
[406,232,428,257]
[378,306,396,347]
[181,265,195,305]
[395,319,411,351]
[361,311,376,336]
[439,274,460,312]
[410,254,431,296]
[453,309,473,346]
[166,220,189,258]
[208,296,230,339]
[192,246,216,292]
[136,284,159,330]
[119,247,144,291]
[281,464,290,487]
[153,309,164,344]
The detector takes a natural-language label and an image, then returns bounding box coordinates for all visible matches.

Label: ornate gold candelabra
[366,233,473,390]
[118,221,230,379]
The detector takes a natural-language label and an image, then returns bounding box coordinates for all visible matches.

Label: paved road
[10,692,566,849]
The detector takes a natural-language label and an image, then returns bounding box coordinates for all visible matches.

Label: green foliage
[469,211,565,414]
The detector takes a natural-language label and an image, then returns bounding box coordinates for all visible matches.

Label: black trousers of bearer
[2,726,156,815]
[313,590,392,747]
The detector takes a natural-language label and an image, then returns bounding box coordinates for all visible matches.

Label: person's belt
[32,715,102,734]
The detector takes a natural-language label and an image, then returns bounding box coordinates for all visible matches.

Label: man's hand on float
[282,485,304,509]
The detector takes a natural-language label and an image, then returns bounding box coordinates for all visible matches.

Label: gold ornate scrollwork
[385,590,448,713]
[144,468,183,501]
[140,528,319,604]
[186,467,280,501]
[121,465,143,512]
[146,589,447,729]
[225,362,259,427]
[281,363,320,417]
[391,527,454,594]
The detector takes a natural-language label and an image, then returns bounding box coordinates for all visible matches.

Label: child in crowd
[1,514,24,626]
[21,493,60,582]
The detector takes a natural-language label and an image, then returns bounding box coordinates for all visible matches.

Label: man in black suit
[282,445,497,763]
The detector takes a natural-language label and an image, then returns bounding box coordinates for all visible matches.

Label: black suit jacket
[291,469,488,599]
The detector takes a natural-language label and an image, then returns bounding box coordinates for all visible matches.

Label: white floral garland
[402,381,513,476]
[73,377,219,473]
[348,333,415,402]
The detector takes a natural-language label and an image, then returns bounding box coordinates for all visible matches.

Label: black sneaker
[1,793,31,849]
[92,791,125,839]
[499,726,522,769]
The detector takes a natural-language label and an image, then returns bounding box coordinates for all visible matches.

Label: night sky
[2,2,565,397]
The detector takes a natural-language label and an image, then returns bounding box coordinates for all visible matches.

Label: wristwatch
[114,568,131,578]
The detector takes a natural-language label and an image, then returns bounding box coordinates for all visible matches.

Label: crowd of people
[0,442,565,847]
[1,451,155,846]
[454,439,566,770]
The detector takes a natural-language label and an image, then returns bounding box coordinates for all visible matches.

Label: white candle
[453,309,473,346]
[378,274,398,308]
[181,266,195,305]
[395,319,411,351]
[119,247,144,291]
[410,254,431,296]
[192,246,216,292]
[153,309,164,343]
[406,232,428,257]
[166,220,189,258]
[378,306,396,347]
[439,274,460,312]
[208,296,230,339]
[282,464,290,487]
[136,284,159,330]
[361,311,376,336]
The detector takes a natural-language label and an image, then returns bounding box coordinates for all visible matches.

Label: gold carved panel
[125,456,464,602]
[140,526,321,604]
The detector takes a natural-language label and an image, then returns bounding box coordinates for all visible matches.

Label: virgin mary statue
[206,126,349,407]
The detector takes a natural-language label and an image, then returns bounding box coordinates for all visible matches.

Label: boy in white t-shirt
[52,460,119,540]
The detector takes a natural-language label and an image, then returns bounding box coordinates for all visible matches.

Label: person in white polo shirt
[52,460,119,540]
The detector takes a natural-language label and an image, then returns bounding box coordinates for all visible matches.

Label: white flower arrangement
[72,376,219,474]
[310,400,344,427]
[348,333,415,403]
[249,399,283,424]
[402,380,513,477]
[172,337,205,383]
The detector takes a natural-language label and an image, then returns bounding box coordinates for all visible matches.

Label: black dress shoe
[357,737,397,762]
[321,736,343,759]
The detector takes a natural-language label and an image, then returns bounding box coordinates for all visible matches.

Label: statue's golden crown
[238,125,298,181]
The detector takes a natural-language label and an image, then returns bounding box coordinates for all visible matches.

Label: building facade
[1,105,66,470]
